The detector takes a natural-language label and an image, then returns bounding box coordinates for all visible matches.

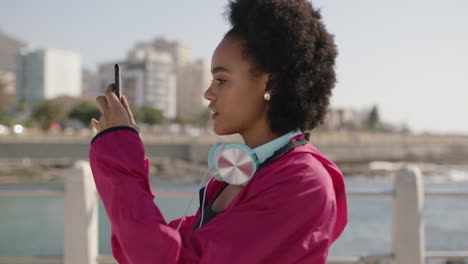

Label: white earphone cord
[176,169,212,231]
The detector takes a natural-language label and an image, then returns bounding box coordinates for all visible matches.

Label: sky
[1,0,467,134]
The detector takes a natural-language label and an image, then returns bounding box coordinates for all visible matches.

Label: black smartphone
[114,64,122,100]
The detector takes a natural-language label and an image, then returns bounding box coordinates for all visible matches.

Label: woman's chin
[213,125,236,136]
[213,130,230,136]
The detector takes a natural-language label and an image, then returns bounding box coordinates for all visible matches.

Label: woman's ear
[264,73,276,94]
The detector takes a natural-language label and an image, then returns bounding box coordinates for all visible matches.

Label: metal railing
[1,162,468,264]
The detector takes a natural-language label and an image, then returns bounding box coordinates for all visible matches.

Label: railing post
[64,160,98,264]
[392,166,425,264]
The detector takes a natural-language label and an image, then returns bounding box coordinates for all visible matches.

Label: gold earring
[264,93,271,101]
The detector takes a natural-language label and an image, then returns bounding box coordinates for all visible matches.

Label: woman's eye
[213,78,226,85]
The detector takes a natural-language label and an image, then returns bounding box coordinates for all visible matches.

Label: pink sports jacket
[89,127,347,264]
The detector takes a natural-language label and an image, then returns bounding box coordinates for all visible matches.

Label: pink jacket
[89,128,347,264]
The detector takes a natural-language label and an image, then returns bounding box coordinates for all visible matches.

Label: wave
[367,161,468,183]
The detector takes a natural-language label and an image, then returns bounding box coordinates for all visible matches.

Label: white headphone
[177,129,304,231]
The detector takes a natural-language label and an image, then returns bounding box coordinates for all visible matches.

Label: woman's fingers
[95,96,108,113]
[91,118,101,132]
[121,96,136,125]
[104,84,121,108]
[92,84,135,133]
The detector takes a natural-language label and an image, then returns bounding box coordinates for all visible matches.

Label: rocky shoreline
[0,158,209,185]
[3,157,466,185]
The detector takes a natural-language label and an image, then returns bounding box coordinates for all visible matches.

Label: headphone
[176,129,305,231]
[207,129,302,186]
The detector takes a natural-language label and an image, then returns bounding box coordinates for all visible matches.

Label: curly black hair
[225,0,337,134]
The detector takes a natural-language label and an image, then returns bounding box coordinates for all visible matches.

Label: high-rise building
[152,36,191,69]
[82,68,100,97]
[16,47,81,108]
[0,71,16,113]
[99,49,177,119]
[177,59,211,121]
[0,71,15,96]
[98,36,211,122]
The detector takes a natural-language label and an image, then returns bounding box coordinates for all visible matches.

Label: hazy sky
[1,0,467,134]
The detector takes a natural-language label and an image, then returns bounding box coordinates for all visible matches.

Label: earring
[264,93,271,101]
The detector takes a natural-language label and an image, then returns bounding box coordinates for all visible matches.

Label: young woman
[90,0,347,263]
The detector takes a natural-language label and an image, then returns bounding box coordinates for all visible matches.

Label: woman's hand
[91,84,138,133]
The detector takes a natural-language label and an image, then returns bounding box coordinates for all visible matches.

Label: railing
[0,161,467,264]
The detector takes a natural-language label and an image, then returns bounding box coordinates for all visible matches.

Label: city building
[99,49,177,119]
[0,71,16,114]
[0,71,15,96]
[130,37,199,120]
[16,47,81,109]
[98,36,210,121]
[325,107,374,130]
[177,59,211,121]
[151,37,191,69]
[81,68,100,97]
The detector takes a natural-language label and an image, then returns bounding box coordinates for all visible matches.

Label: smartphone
[114,64,122,100]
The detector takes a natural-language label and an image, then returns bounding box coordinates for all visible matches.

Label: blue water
[0,176,467,259]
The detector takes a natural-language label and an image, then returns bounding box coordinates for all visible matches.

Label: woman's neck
[240,123,279,149]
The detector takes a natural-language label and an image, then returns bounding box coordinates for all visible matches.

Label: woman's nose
[203,83,215,101]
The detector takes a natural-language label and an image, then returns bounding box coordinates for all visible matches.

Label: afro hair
[225,0,338,134]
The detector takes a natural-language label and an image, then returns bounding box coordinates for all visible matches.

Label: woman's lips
[211,112,220,119]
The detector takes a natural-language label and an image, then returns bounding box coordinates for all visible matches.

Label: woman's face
[204,36,270,136]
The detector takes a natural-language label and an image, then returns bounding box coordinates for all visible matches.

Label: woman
[90,0,347,263]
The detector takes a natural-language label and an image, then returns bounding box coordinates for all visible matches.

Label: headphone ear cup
[208,142,260,185]
[215,143,258,185]
[208,143,226,182]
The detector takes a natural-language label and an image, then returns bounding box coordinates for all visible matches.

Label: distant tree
[69,101,101,127]
[134,106,165,125]
[192,109,211,126]
[31,100,70,130]
[173,115,188,125]
[17,100,27,113]
[366,105,380,131]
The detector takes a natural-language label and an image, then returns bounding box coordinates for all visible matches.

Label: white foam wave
[367,161,468,183]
